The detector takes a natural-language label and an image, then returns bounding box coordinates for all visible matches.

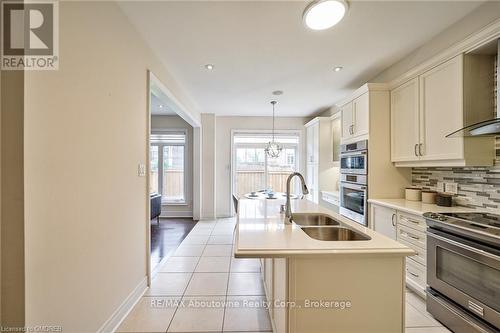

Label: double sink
[290,213,371,241]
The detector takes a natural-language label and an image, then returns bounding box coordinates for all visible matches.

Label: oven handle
[340,182,367,191]
[340,150,367,158]
[428,232,500,262]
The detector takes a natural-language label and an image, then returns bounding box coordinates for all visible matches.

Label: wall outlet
[138,163,146,177]
[436,182,445,192]
[444,182,458,195]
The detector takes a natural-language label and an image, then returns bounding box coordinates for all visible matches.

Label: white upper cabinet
[341,102,354,140]
[341,93,369,142]
[352,92,369,138]
[419,55,464,161]
[391,78,420,162]
[391,54,494,167]
[306,121,319,164]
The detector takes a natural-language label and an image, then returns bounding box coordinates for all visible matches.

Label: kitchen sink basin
[300,226,371,241]
[291,213,341,226]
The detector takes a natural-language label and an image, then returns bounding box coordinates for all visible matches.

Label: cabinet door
[341,102,353,140]
[306,164,318,203]
[353,92,369,138]
[331,116,341,162]
[391,78,420,162]
[273,259,287,333]
[264,258,273,303]
[312,123,319,164]
[306,125,314,164]
[420,55,464,161]
[371,204,397,240]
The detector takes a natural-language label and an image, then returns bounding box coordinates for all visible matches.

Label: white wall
[23,2,199,331]
[372,1,500,83]
[215,116,309,217]
[201,114,216,219]
[151,115,194,217]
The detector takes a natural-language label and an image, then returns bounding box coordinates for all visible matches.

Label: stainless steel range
[424,212,500,333]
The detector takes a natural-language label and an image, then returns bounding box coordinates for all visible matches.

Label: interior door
[391,78,420,162]
[420,55,464,161]
[341,102,353,140]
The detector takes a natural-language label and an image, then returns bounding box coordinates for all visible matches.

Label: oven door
[339,182,367,225]
[427,229,500,328]
[340,151,367,175]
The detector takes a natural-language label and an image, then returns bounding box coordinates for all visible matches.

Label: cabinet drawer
[398,237,426,266]
[406,258,426,288]
[397,224,426,250]
[398,212,426,232]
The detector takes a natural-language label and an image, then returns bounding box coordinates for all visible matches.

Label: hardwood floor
[150,217,197,270]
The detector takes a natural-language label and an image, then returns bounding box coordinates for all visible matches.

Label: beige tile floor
[117,217,452,333]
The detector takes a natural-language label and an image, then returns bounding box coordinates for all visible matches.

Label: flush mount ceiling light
[272,90,284,96]
[333,66,343,72]
[204,64,215,70]
[303,0,348,31]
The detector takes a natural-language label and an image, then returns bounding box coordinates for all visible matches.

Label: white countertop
[235,198,414,258]
[368,198,477,216]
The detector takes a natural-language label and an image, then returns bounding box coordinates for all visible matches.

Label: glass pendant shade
[265,101,282,158]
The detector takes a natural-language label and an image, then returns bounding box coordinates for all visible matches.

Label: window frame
[231,130,301,213]
[150,129,188,205]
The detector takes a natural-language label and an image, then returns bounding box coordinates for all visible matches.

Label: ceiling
[150,92,178,115]
[120,1,483,117]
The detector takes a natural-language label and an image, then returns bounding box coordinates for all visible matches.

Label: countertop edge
[368,199,426,216]
[233,248,415,258]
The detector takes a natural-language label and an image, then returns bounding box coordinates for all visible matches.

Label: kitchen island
[235,197,414,333]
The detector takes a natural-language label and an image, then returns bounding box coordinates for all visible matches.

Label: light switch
[138,163,146,177]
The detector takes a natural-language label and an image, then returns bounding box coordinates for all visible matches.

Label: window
[232,132,300,197]
[150,131,187,204]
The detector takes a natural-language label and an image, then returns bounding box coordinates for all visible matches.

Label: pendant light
[265,101,283,158]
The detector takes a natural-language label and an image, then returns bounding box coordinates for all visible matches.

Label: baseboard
[97,277,148,333]
[160,211,193,218]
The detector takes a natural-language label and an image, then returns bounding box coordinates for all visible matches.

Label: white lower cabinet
[370,204,427,297]
[262,258,287,333]
[273,259,287,333]
[370,204,397,239]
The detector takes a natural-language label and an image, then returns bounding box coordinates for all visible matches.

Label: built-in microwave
[340,140,368,175]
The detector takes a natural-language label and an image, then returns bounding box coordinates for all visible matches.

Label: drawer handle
[408,219,420,224]
[407,270,419,278]
[391,213,396,227]
[401,231,420,240]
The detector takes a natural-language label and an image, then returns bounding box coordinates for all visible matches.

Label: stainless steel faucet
[285,172,309,220]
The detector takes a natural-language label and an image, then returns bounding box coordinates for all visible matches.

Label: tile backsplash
[411,137,500,213]
[412,166,500,212]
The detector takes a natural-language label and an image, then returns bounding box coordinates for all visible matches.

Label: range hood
[446,39,499,137]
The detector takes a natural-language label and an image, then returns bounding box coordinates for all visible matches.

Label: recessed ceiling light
[333,66,343,72]
[272,90,284,96]
[159,104,163,109]
[303,0,348,31]
[205,64,215,70]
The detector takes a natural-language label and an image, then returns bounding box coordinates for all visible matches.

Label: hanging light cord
[271,101,276,142]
